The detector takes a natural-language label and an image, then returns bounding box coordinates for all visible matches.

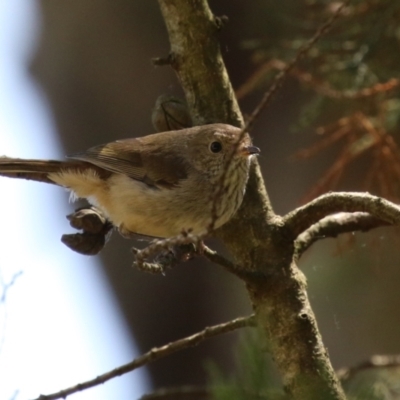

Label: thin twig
[337,354,400,383]
[133,238,250,278]
[283,192,400,240]
[136,0,350,267]
[290,124,352,161]
[295,212,389,258]
[243,0,350,133]
[32,315,256,400]
[208,0,350,233]
[0,270,23,359]
[132,230,204,273]
[0,270,23,303]
[201,245,251,279]
[293,111,400,203]
[237,59,399,101]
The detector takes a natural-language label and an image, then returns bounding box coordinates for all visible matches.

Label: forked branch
[158,1,350,399]
[284,192,400,240]
[295,211,390,258]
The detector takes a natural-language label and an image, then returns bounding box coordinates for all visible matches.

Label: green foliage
[207,331,400,399]
[238,0,400,200]
[242,0,400,130]
[343,365,400,400]
[213,3,400,398]
[207,331,286,400]
[383,99,400,132]
[291,94,327,132]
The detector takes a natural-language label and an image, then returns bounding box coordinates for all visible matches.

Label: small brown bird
[0,124,259,238]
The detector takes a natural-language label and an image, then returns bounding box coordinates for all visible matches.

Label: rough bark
[158,0,346,399]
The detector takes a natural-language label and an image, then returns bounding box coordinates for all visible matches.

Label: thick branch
[284,192,400,240]
[295,212,390,257]
[158,0,242,127]
[158,1,347,399]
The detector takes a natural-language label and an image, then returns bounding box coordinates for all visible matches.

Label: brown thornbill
[0,124,259,239]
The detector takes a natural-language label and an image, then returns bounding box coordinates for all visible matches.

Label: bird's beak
[240,145,260,157]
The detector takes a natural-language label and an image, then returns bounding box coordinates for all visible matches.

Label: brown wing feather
[69,135,189,188]
[0,158,111,184]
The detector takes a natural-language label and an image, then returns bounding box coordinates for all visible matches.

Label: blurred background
[1,0,400,399]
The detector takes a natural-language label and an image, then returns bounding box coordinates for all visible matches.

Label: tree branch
[157,0,243,127]
[201,245,253,280]
[0,270,23,303]
[295,212,390,258]
[32,315,255,400]
[337,354,400,384]
[284,192,400,240]
[158,1,349,399]
[243,0,350,132]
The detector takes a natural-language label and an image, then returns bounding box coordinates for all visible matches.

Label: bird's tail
[0,157,87,184]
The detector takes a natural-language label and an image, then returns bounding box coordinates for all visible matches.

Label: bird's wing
[68,136,189,188]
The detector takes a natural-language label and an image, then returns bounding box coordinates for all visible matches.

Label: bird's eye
[210,141,222,153]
